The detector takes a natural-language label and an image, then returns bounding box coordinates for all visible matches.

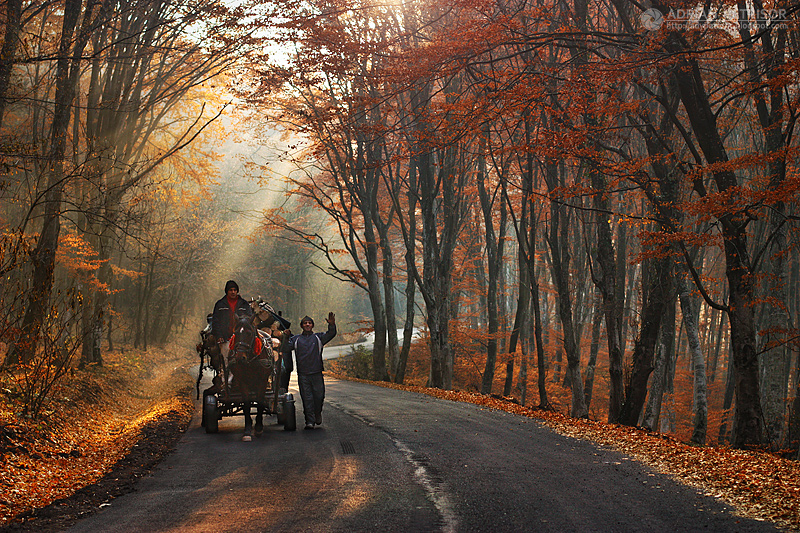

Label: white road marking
[393,439,458,533]
[328,400,458,532]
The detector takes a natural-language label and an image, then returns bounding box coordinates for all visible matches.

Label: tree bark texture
[546,167,587,418]
[14,0,99,364]
[676,274,708,445]
[590,169,624,422]
[619,254,672,426]
[478,152,501,394]
[584,302,602,410]
[0,0,22,130]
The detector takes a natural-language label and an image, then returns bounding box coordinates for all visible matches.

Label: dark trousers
[298,372,325,425]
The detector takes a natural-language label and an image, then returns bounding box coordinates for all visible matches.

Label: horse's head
[232,316,258,362]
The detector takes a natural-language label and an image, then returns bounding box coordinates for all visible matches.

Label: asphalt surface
[66,375,778,533]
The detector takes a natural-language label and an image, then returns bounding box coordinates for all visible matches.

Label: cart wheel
[204,395,219,433]
[283,395,296,431]
[276,404,286,426]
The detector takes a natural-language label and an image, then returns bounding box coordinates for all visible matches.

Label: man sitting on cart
[210,280,253,389]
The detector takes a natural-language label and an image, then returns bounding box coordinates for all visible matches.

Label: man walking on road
[284,312,336,429]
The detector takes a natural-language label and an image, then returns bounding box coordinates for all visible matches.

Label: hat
[300,315,314,326]
[225,280,239,292]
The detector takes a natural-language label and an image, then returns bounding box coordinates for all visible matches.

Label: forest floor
[0,348,196,532]
[0,347,798,532]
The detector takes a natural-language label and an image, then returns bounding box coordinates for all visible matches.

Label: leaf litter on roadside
[1,361,796,531]
[0,350,194,526]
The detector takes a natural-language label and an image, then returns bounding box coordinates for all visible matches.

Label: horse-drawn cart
[196,299,297,436]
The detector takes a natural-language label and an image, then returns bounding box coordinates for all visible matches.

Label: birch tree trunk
[675,273,708,444]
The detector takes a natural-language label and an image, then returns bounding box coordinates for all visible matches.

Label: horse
[228,315,274,441]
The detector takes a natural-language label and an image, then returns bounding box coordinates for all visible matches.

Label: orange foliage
[390,319,744,453]
[55,232,110,294]
[0,350,194,524]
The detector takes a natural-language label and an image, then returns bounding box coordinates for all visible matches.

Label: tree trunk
[517,308,529,406]
[642,285,676,431]
[378,223,399,382]
[708,307,724,383]
[718,353,736,444]
[394,161,418,384]
[584,301,602,409]
[361,196,389,381]
[12,0,93,364]
[505,182,530,403]
[400,81,465,391]
[589,169,625,422]
[676,274,708,444]
[82,204,115,367]
[366,268,389,382]
[788,348,800,458]
[138,248,159,352]
[759,204,791,450]
[478,148,501,394]
[668,48,765,448]
[531,272,548,409]
[619,254,672,426]
[0,0,22,130]
[642,341,667,431]
[546,164,587,418]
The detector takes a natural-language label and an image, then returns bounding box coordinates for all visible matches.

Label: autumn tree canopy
[242,0,800,452]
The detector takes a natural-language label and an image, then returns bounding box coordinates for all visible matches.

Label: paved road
[322,342,367,360]
[322,329,422,360]
[67,374,777,533]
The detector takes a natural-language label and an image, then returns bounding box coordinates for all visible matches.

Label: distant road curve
[323,328,422,360]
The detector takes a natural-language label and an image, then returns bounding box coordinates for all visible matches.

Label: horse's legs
[255,403,264,435]
[243,401,253,441]
[243,401,252,429]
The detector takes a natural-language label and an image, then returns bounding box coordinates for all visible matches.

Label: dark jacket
[211,295,253,340]
[287,322,336,375]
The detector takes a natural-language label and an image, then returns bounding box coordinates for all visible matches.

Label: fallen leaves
[0,349,194,526]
